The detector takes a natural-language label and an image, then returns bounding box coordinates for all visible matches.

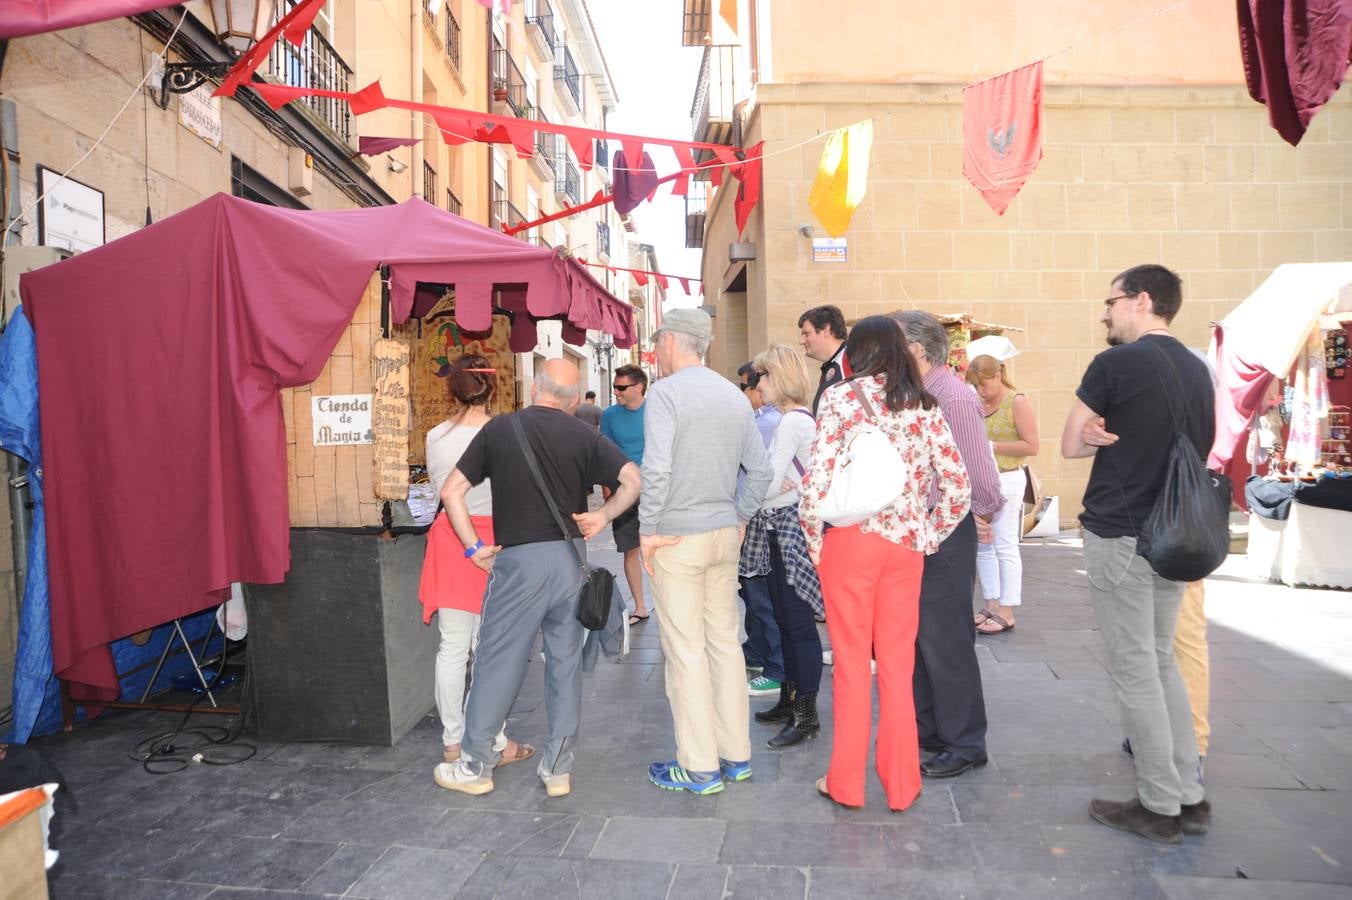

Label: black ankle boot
[768,692,820,748]
[755,682,795,725]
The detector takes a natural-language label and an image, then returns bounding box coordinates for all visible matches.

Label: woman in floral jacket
[800,316,971,812]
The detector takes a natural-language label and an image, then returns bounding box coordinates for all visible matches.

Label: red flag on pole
[961,61,1043,216]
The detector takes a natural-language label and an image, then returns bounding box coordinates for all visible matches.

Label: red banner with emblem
[961,61,1043,216]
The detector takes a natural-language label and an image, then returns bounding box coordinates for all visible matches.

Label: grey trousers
[1083,533,1204,816]
[461,540,586,777]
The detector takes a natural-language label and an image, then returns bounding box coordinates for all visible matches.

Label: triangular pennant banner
[501,118,537,158]
[679,277,692,295]
[710,163,724,189]
[807,121,873,237]
[962,61,1043,216]
[251,83,310,110]
[432,112,476,146]
[633,271,649,286]
[621,139,645,174]
[673,143,696,172]
[671,171,690,197]
[655,274,669,290]
[564,130,595,170]
[283,0,326,46]
[348,80,388,116]
[734,141,764,236]
[712,145,741,172]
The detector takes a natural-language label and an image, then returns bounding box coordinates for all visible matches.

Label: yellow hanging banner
[807,120,873,238]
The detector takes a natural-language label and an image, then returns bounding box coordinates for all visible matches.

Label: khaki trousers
[650,526,752,772]
[1173,580,1210,757]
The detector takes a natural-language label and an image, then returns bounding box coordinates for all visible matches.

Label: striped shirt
[923,364,1005,519]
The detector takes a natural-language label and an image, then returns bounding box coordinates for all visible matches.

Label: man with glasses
[602,365,651,624]
[1061,264,1213,843]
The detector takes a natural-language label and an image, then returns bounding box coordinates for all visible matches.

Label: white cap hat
[965,334,1020,363]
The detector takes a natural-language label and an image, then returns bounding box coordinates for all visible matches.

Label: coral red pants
[819,525,924,810]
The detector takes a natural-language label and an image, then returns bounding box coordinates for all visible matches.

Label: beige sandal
[498,742,536,767]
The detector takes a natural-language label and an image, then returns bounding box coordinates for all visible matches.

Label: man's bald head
[532,358,581,411]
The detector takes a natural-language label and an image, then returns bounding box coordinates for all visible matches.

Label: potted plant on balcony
[492,79,509,102]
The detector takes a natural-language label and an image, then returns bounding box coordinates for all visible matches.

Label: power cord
[126,632,258,775]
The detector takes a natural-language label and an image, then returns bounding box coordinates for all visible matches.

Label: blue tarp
[2,307,220,742]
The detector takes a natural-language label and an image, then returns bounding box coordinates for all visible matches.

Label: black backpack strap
[510,414,587,572]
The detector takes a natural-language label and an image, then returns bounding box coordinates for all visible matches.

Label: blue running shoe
[719,758,752,782]
[648,760,725,795]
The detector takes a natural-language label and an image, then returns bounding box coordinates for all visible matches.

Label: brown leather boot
[1181,799,1211,835]
[1088,798,1182,844]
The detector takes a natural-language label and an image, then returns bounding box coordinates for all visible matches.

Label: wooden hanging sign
[372,338,411,500]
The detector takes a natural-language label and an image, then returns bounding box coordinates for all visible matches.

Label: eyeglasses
[613,382,639,392]
[753,369,768,378]
[1103,292,1138,309]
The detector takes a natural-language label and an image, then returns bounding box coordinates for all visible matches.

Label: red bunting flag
[734,142,764,236]
[962,61,1043,216]
[251,83,310,110]
[679,278,692,295]
[671,171,690,197]
[655,274,669,290]
[673,143,696,173]
[348,81,388,116]
[564,129,595,171]
[633,271,649,286]
[432,111,477,146]
[500,119,537,158]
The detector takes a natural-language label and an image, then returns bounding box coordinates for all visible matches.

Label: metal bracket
[155,61,232,109]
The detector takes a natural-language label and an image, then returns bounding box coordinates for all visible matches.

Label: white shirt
[426,419,493,517]
[760,407,816,510]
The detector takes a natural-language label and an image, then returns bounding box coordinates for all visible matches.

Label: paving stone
[152,835,340,891]
[590,815,727,863]
[726,864,808,899]
[47,873,217,900]
[665,863,729,900]
[1154,874,1352,899]
[345,846,483,899]
[279,798,451,847]
[298,843,384,894]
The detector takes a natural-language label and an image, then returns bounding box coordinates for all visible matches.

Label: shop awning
[17,193,633,703]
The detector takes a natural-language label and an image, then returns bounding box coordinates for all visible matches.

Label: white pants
[435,608,507,750]
[976,468,1026,608]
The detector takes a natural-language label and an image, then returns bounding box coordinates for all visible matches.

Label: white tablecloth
[1248,505,1352,590]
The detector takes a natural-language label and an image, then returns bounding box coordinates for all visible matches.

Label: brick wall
[702,82,1352,524]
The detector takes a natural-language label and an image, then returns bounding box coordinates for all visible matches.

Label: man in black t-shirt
[1061,264,1212,844]
[435,359,640,799]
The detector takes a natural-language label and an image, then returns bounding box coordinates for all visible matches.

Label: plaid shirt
[739,502,824,617]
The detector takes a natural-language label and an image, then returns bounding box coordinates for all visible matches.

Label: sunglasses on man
[614,382,641,392]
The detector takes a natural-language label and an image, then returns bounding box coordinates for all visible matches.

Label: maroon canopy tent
[19,193,635,701]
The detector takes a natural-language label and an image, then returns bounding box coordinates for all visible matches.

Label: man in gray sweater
[640,307,774,795]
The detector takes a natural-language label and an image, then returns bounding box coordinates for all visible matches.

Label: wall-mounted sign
[812,237,848,263]
[372,339,411,500]
[179,85,223,149]
[311,394,373,446]
[37,165,104,253]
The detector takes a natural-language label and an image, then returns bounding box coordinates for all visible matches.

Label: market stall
[10,193,635,744]
[1208,263,1352,590]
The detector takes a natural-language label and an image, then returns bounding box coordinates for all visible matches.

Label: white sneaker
[541,770,571,797]
[822,650,834,666]
[433,760,494,795]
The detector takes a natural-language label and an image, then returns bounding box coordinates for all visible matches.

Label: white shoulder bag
[818,382,909,526]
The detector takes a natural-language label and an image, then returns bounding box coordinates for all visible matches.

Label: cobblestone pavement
[32,522,1352,899]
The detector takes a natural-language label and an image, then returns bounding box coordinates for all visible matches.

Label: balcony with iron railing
[690,44,739,167]
[528,109,556,180]
[596,221,611,260]
[491,36,527,117]
[685,179,708,249]
[556,156,581,206]
[490,186,527,235]
[524,0,557,60]
[447,188,462,217]
[265,4,353,145]
[423,162,438,204]
[554,44,582,116]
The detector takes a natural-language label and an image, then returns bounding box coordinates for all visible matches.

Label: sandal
[976,613,1015,635]
[628,613,650,626]
[973,609,995,627]
[498,742,536,767]
[816,777,861,810]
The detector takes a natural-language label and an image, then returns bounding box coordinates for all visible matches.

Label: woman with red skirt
[799,317,971,812]
[419,355,533,767]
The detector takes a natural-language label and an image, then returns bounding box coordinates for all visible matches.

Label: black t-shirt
[456,405,630,547]
[1076,334,1215,538]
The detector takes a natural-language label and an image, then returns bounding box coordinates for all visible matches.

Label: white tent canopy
[1219,262,1352,377]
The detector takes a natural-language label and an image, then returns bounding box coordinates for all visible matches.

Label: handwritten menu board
[372,338,411,500]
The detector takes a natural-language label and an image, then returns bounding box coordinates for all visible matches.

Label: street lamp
[157,0,278,107]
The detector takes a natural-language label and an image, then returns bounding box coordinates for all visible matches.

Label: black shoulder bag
[510,415,616,630]
[1133,342,1233,582]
